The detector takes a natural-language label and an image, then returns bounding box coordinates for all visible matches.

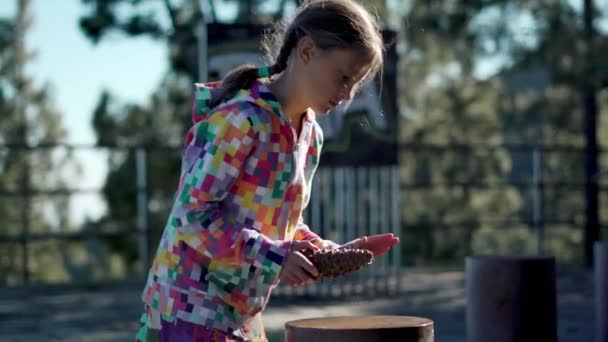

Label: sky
[1,0,168,226]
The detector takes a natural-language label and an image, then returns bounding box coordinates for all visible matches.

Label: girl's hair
[209,0,385,108]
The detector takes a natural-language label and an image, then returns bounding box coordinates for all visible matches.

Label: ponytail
[209,27,303,108]
[209,65,259,108]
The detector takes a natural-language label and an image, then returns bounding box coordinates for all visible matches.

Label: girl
[136,0,399,341]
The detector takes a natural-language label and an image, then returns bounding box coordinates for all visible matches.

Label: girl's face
[295,38,373,115]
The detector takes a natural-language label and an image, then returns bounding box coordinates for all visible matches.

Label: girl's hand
[279,240,319,286]
[354,233,399,256]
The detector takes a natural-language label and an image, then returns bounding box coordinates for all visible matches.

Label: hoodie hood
[191,81,221,125]
[191,80,288,125]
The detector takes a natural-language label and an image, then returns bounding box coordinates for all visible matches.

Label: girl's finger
[295,253,319,278]
[284,273,297,286]
[292,240,320,252]
[291,269,308,284]
[297,269,316,284]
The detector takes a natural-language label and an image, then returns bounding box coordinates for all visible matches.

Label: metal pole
[16,0,31,285]
[336,167,346,296]
[369,167,379,295]
[583,0,600,268]
[595,242,608,342]
[391,166,402,294]
[355,167,365,295]
[466,256,557,342]
[532,147,544,255]
[345,167,355,296]
[136,148,149,271]
[379,166,389,293]
[196,9,207,82]
[20,150,31,284]
[320,169,331,296]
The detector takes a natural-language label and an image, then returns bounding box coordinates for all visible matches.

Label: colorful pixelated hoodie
[141,79,334,335]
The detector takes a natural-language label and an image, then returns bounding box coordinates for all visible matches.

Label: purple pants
[135,307,266,342]
[136,317,244,342]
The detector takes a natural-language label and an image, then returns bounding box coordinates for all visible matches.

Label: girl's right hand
[279,240,319,286]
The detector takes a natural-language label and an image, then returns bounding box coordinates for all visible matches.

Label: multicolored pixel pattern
[141,79,329,338]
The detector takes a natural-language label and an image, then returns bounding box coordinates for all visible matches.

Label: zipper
[284,114,309,183]
[287,113,307,154]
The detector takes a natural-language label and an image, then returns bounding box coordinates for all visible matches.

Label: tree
[397,0,608,265]
[0,0,73,284]
[394,1,522,264]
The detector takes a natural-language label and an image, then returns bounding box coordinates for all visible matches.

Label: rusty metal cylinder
[466,256,557,342]
[595,242,608,342]
[284,315,434,342]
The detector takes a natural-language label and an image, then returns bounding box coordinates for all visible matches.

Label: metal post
[320,169,331,296]
[136,148,149,271]
[595,242,608,342]
[196,14,207,82]
[369,167,379,295]
[20,152,31,284]
[379,166,389,293]
[391,166,402,294]
[345,167,355,296]
[583,0,600,268]
[308,167,322,297]
[16,0,31,285]
[466,256,557,342]
[532,147,544,255]
[336,167,346,296]
[356,167,367,295]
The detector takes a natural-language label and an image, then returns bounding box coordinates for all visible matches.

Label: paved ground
[0,268,595,341]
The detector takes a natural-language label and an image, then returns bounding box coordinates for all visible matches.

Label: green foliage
[398,0,607,266]
[0,0,77,285]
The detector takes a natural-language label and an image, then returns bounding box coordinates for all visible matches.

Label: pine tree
[397,1,608,265]
[0,0,73,284]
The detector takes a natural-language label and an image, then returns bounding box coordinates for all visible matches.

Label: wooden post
[285,315,434,342]
[466,256,557,342]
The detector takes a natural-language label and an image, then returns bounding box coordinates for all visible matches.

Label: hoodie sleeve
[173,88,291,278]
[294,219,341,249]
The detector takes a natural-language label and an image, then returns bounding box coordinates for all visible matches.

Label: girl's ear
[296,36,318,65]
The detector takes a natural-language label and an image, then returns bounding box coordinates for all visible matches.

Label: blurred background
[0,0,606,341]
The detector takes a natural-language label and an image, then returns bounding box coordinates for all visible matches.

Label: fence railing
[0,142,606,289]
[273,166,403,297]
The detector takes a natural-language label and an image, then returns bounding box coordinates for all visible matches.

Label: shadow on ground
[0,268,594,342]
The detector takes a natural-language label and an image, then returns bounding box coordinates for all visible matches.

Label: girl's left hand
[354,233,399,256]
